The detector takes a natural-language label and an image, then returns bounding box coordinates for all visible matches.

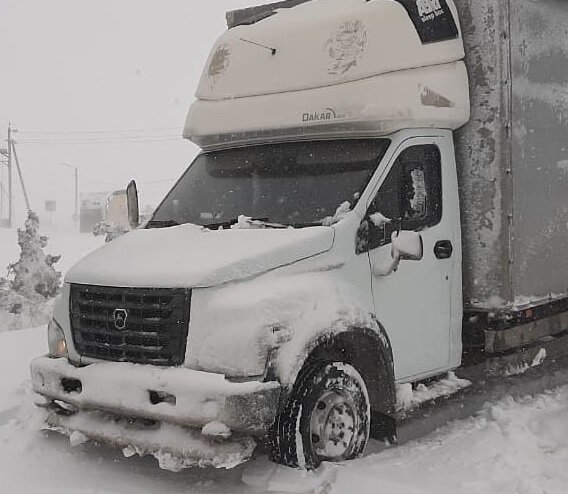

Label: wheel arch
[276,324,397,442]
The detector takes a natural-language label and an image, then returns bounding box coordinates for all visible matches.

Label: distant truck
[80,190,129,234]
[30,0,568,469]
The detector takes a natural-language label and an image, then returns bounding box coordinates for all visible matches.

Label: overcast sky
[0,0,271,226]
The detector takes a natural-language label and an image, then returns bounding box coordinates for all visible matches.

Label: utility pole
[0,141,9,224]
[0,182,6,219]
[73,166,78,227]
[11,138,31,212]
[1,124,29,228]
[7,123,13,227]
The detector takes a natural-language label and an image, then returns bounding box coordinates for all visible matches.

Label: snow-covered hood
[65,224,334,288]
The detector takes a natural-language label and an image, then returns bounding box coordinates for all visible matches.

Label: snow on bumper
[30,356,281,436]
[43,407,258,470]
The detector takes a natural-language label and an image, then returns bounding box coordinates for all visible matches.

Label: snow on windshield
[321,201,352,226]
[149,139,390,229]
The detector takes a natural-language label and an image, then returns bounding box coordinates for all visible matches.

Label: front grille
[70,284,191,366]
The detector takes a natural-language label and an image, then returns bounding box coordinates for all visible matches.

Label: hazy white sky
[0,0,270,225]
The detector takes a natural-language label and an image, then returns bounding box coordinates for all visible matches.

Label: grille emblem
[113,309,128,330]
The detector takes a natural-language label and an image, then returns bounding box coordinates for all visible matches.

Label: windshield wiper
[146,219,181,229]
[203,217,289,230]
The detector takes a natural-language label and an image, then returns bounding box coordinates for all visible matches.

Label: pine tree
[7,211,62,299]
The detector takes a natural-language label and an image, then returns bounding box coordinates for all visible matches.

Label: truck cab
[30,0,502,469]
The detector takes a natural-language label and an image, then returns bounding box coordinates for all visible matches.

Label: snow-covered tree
[0,212,61,331]
[92,220,128,243]
[7,211,62,299]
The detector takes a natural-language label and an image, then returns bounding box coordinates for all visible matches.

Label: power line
[16,134,181,141]
[80,176,177,186]
[18,134,179,139]
[139,177,178,185]
[13,125,186,146]
[18,126,182,135]
[16,136,184,146]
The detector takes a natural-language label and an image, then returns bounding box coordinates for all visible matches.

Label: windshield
[149,139,390,229]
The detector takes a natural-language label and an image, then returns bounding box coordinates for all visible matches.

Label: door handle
[434,240,453,260]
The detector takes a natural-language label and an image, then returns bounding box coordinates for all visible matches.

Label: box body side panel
[510,0,568,303]
[453,0,512,308]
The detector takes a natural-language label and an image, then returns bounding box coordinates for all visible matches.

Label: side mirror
[373,230,423,277]
[392,231,423,261]
[356,212,395,255]
[126,180,140,229]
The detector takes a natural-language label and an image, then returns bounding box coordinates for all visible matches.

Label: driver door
[365,139,454,380]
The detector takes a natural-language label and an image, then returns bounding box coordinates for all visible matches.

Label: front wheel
[269,362,370,468]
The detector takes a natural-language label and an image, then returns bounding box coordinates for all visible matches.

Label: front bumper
[30,356,280,436]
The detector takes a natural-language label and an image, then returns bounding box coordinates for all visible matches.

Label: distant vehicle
[80,190,128,234]
[31,0,568,470]
[79,192,108,233]
[105,190,129,230]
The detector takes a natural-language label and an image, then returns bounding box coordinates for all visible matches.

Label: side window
[362,144,442,252]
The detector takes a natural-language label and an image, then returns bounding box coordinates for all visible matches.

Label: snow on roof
[185,0,469,149]
[196,0,464,101]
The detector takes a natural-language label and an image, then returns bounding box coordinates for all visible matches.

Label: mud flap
[370,411,397,444]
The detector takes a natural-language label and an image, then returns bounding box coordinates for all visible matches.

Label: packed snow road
[2,327,568,494]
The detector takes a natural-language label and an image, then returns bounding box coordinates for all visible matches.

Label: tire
[269,361,371,469]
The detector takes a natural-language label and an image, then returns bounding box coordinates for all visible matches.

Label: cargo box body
[454,0,568,310]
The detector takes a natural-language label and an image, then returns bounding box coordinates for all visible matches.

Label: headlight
[48,318,68,358]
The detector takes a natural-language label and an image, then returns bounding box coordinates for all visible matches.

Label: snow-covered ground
[1,327,568,493]
[2,228,568,493]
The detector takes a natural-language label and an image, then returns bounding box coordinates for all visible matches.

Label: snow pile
[0,291,54,333]
[202,421,232,439]
[474,293,567,311]
[0,327,47,416]
[229,215,266,230]
[92,220,129,242]
[242,385,568,493]
[505,348,547,377]
[514,293,566,309]
[0,212,61,332]
[321,202,351,226]
[242,458,337,493]
[396,372,472,412]
[391,230,423,260]
[369,212,391,227]
[46,409,256,472]
[331,388,568,494]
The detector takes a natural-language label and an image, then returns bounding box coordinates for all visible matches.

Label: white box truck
[30,0,568,470]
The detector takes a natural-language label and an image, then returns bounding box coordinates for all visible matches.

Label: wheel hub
[309,389,357,461]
